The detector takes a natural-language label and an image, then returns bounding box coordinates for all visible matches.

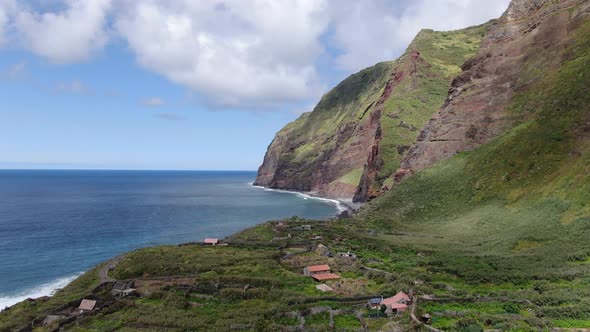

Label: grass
[3,7,590,332]
[0,265,101,331]
[259,24,489,196]
[333,314,361,330]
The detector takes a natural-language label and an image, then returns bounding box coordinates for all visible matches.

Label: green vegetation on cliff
[376,24,489,184]
[255,23,489,200]
[2,2,590,331]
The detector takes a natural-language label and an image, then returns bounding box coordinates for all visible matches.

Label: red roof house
[381,291,411,313]
[204,238,219,245]
[303,264,331,276]
[311,273,341,281]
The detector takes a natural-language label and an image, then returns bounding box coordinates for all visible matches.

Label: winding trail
[98,254,127,283]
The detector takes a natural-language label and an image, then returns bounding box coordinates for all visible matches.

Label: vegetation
[259,23,490,196]
[2,6,590,332]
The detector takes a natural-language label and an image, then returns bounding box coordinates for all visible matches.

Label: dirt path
[98,254,127,283]
[410,296,443,332]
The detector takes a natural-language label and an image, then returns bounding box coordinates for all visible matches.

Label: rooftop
[306,264,331,272]
[381,291,410,306]
[312,273,341,281]
[78,299,96,311]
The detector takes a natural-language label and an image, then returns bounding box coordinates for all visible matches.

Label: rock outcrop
[255,25,488,201]
[397,0,588,179]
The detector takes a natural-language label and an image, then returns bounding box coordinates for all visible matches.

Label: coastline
[250,183,363,214]
[0,273,81,310]
[2,180,345,311]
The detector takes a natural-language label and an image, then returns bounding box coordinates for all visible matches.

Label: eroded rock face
[254,62,393,199]
[255,24,488,201]
[255,50,426,200]
[399,0,587,176]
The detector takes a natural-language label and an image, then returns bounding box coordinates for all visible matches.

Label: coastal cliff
[396,0,588,179]
[254,25,489,202]
[257,0,590,203]
[3,0,590,331]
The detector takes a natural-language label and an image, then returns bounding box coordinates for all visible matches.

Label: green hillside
[254,24,488,200]
[2,2,590,331]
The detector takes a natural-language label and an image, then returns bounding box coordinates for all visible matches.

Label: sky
[0,0,510,170]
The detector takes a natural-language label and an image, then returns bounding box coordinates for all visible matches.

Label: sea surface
[0,170,342,309]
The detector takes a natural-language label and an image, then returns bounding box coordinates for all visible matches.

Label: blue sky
[0,0,510,170]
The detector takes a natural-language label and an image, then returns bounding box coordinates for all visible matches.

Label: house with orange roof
[303,264,341,281]
[381,291,411,314]
[303,264,331,276]
[311,273,341,281]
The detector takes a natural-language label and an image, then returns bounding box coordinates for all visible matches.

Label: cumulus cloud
[14,0,112,63]
[328,0,510,71]
[3,0,511,108]
[0,0,17,46]
[115,0,329,108]
[141,97,166,107]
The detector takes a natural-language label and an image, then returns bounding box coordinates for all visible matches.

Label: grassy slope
[0,266,102,331]
[351,17,590,330]
[377,25,487,184]
[3,14,589,332]
[271,61,393,181]
[264,24,487,193]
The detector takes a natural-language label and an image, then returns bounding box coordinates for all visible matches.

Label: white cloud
[0,0,17,46]
[2,0,511,108]
[115,0,329,108]
[55,80,93,94]
[141,97,166,107]
[328,0,511,72]
[14,0,112,63]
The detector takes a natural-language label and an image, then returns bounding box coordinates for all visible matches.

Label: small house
[204,238,219,245]
[301,225,312,231]
[421,313,432,324]
[311,273,341,281]
[381,291,411,314]
[78,299,96,313]
[303,264,331,277]
[111,281,127,296]
[315,284,333,292]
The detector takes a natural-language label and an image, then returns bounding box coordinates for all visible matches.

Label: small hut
[303,264,331,277]
[204,238,219,245]
[78,299,96,313]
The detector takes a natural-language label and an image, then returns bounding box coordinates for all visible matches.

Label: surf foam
[251,184,349,213]
[0,273,81,310]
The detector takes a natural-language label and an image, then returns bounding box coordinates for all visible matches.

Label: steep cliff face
[397,0,589,179]
[255,25,488,200]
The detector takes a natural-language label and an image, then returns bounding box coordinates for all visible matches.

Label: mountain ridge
[255,24,489,202]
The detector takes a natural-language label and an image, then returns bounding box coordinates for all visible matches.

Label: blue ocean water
[0,170,341,308]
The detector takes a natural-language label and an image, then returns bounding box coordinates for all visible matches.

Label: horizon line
[0,168,257,172]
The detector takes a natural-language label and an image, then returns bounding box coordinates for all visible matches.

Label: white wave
[0,273,81,310]
[251,185,349,213]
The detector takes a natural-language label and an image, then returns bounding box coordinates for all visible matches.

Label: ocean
[0,170,343,309]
